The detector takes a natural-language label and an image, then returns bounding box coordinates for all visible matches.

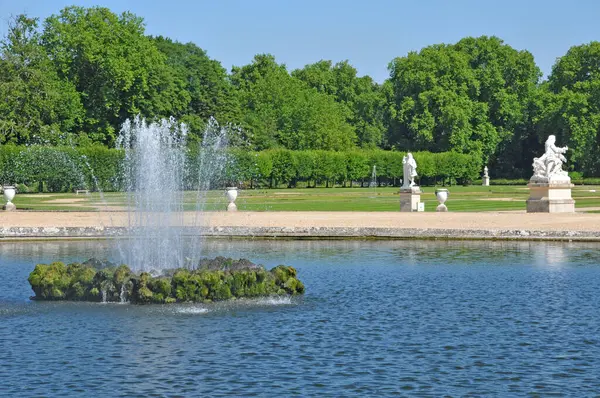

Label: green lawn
[8,185,600,212]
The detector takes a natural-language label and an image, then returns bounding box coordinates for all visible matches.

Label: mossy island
[28,256,304,304]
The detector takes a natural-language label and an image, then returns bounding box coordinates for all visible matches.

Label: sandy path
[1,211,599,232]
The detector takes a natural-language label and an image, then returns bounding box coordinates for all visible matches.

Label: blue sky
[1,0,598,82]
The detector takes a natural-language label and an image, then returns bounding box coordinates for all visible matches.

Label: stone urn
[226,187,238,212]
[435,188,448,212]
[3,185,16,211]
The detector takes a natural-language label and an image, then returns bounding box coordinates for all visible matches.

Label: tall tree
[387,36,540,170]
[293,60,386,148]
[231,54,356,151]
[42,6,188,145]
[152,36,240,140]
[455,36,541,176]
[0,15,83,145]
[540,42,600,175]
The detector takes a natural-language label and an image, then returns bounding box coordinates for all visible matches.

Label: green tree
[345,151,369,187]
[540,42,600,175]
[268,148,297,187]
[293,151,316,187]
[293,60,386,148]
[42,6,188,145]
[387,36,540,169]
[231,54,356,151]
[152,36,240,140]
[312,150,337,187]
[0,15,83,145]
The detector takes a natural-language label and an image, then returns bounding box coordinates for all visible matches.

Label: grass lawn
[8,185,600,212]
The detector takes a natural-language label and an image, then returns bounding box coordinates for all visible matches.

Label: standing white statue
[482,165,490,186]
[531,135,569,182]
[402,153,418,189]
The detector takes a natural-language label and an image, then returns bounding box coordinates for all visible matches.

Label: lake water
[1,239,600,396]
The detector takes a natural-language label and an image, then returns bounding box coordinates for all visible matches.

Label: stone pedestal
[400,186,421,212]
[526,182,575,213]
[3,202,16,211]
[482,177,489,186]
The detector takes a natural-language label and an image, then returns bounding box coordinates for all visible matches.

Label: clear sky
[1,0,599,82]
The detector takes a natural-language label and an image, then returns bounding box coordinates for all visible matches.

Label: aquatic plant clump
[28,257,304,304]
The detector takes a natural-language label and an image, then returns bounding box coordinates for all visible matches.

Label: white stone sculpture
[482,166,490,186]
[2,185,16,211]
[526,135,575,212]
[435,188,448,212]
[226,187,238,211]
[402,153,418,189]
[531,135,570,183]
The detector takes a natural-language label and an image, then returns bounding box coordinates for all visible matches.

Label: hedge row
[0,145,484,192]
[225,149,482,188]
[0,145,124,192]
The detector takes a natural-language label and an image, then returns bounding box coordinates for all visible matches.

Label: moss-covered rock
[28,257,305,304]
[28,262,69,300]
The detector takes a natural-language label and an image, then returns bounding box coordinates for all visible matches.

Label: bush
[583,178,600,185]
[490,178,529,185]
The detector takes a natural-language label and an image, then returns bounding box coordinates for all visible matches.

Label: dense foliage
[0,145,481,192]
[28,257,305,304]
[2,6,600,177]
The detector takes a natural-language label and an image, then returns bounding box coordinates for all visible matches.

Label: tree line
[1,6,600,178]
[0,146,481,193]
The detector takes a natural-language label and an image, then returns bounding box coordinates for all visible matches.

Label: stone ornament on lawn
[531,135,570,183]
[435,188,448,212]
[402,153,418,189]
[226,187,238,211]
[526,135,575,213]
[399,153,421,212]
[482,166,490,186]
[2,185,16,211]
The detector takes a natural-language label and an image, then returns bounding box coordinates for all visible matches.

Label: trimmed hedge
[0,145,125,192]
[0,144,495,191]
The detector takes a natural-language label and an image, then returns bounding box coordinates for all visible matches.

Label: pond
[1,239,600,396]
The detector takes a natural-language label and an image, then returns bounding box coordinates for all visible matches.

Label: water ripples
[1,240,600,396]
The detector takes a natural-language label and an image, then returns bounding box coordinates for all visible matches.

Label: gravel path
[1,210,599,232]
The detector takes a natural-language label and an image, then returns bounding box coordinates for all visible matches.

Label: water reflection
[2,238,600,268]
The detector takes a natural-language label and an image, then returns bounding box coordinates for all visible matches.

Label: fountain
[26,116,306,303]
[368,165,377,188]
[116,116,228,272]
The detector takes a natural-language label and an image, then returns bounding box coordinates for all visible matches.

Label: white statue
[531,135,569,182]
[402,153,418,189]
[483,166,489,178]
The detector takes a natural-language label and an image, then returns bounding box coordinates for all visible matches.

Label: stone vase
[435,188,448,212]
[3,185,16,211]
[226,187,238,211]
